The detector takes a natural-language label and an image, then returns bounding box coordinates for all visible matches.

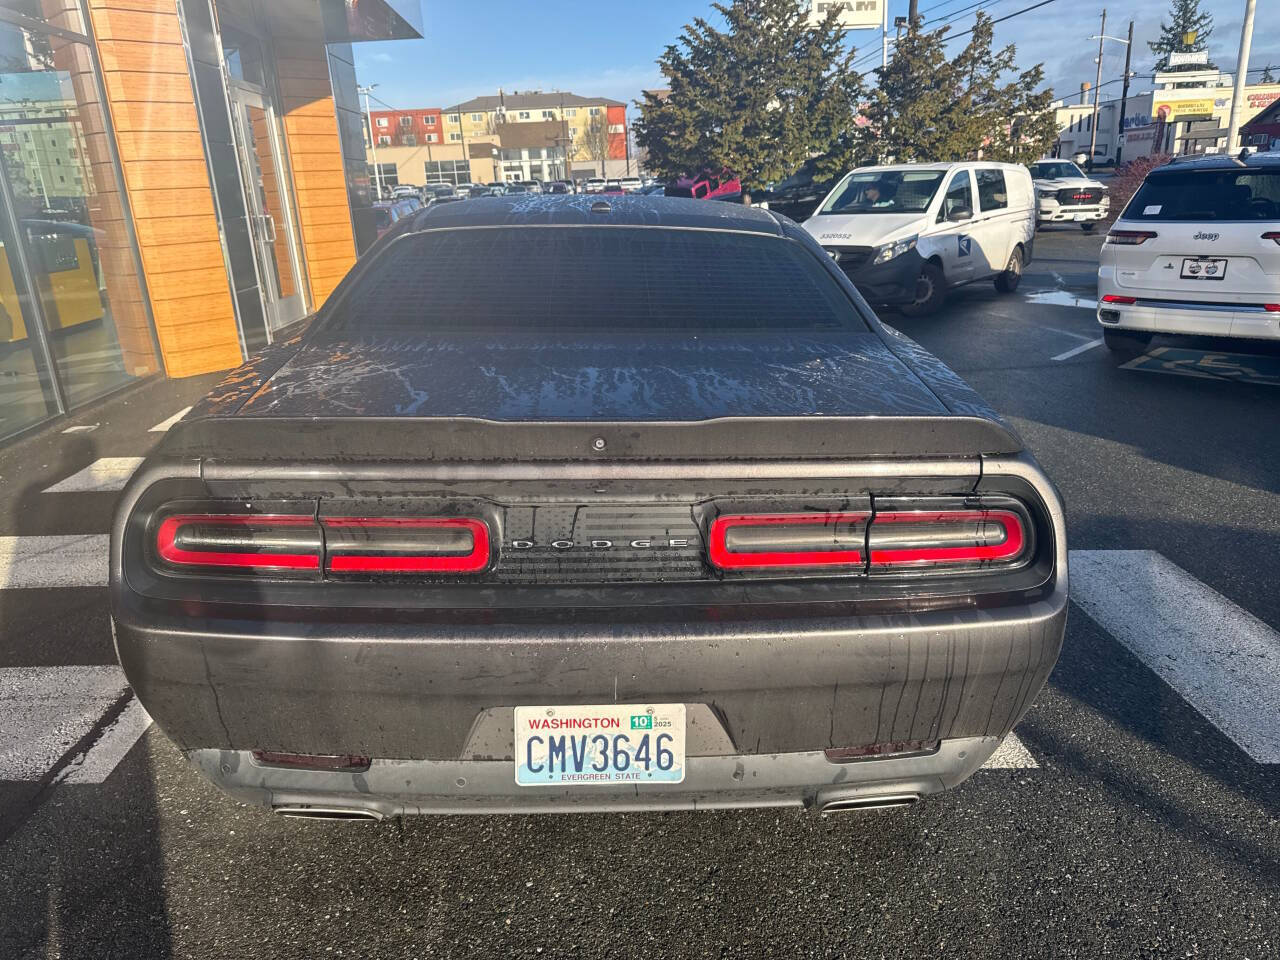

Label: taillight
[322,517,490,574]
[867,509,1025,570]
[1265,303,1280,313]
[708,513,868,570]
[152,510,491,576]
[155,514,321,571]
[1262,232,1280,246]
[1104,230,1157,245]
[1101,294,1137,304]
[251,750,371,772]
[707,502,1031,575]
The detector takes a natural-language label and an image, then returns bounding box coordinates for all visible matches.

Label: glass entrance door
[228,86,307,336]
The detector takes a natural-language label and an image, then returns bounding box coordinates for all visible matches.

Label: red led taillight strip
[867,510,1024,566]
[708,513,869,570]
[322,517,490,574]
[155,514,320,570]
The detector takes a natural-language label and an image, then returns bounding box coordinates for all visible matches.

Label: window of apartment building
[402,134,417,146]
[378,135,391,146]
[377,117,389,127]
[471,113,483,122]
[609,124,624,133]
[449,132,461,142]
[588,107,602,116]
[447,114,460,123]
[515,111,528,120]
[423,116,436,125]
[426,133,438,143]
[565,108,577,117]
[542,110,555,119]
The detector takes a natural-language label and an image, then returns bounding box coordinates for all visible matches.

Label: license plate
[1181,257,1227,280]
[514,703,686,786]
[1073,212,1090,221]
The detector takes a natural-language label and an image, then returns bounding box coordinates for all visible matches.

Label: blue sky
[352,0,1280,114]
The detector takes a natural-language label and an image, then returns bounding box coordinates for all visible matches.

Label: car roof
[401,194,784,235]
[1153,150,1280,173]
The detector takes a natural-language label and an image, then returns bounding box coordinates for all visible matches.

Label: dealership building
[0,0,421,442]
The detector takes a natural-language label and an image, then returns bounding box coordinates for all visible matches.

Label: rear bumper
[114,591,1066,811]
[1095,286,1280,340]
[189,735,1010,815]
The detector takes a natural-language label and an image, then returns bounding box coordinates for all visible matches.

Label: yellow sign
[1153,98,1217,120]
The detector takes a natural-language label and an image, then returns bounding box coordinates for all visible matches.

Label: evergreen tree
[862,13,1057,164]
[1262,64,1276,84]
[634,0,863,190]
[1148,0,1216,72]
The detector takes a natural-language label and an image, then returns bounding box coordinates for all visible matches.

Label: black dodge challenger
[110,196,1065,819]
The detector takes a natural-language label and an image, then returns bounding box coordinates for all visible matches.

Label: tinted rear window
[325,227,866,334]
[1123,170,1280,221]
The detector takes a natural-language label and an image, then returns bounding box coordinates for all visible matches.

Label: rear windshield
[1123,170,1280,221]
[324,227,866,334]
[1029,162,1084,179]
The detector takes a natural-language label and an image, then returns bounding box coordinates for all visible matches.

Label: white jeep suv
[1030,160,1109,231]
[1096,151,1280,357]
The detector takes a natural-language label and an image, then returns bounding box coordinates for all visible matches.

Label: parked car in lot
[583,178,607,194]
[545,181,572,195]
[110,195,1066,820]
[1097,150,1280,357]
[368,198,420,239]
[520,180,544,194]
[757,158,839,222]
[1029,159,1109,231]
[602,180,626,194]
[454,183,476,198]
[665,170,742,202]
[803,162,1036,316]
[619,176,643,193]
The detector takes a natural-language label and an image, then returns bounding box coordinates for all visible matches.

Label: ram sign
[809,0,882,30]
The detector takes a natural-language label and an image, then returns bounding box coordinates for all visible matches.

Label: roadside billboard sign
[809,0,882,30]
[1168,50,1209,67]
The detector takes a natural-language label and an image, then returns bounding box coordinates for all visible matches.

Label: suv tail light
[708,502,1030,574]
[1104,230,1157,245]
[152,511,490,576]
[1101,294,1137,304]
[1262,232,1280,246]
[322,517,489,573]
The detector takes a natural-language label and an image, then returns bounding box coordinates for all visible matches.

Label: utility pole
[1087,9,1106,174]
[1116,20,1134,165]
[359,84,383,199]
[881,0,889,70]
[455,107,470,185]
[1225,0,1257,154]
[908,0,918,23]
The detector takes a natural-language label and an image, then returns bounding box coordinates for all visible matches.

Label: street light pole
[359,84,383,199]
[1115,20,1134,165]
[1087,9,1106,174]
[1225,0,1257,154]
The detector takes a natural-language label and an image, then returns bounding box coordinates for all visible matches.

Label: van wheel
[1081,222,1096,233]
[1103,329,1152,359]
[901,261,946,317]
[993,248,1022,293]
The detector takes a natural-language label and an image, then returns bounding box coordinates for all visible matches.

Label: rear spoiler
[162,414,1022,463]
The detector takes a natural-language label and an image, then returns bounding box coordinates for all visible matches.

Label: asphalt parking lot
[1,225,1277,958]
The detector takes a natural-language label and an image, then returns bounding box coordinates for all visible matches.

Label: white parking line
[59,696,152,784]
[0,666,139,782]
[42,456,144,493]
[1052,338,1104,361]
[149,406,192,433]
[1044,326,1097,343]
[981,732,1039,769]
[1070,550,1280,764]
[0,535,108,589]
[61,424,99,434]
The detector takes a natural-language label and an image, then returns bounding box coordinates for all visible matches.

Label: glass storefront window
[0,11,156,439]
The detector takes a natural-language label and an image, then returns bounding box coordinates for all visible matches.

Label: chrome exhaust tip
[273,805,385,822]
[819,794,920,814]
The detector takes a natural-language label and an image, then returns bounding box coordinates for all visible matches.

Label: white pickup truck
[1029,160,1109,232]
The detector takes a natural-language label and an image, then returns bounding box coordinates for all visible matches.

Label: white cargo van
[1097,151,1280,357]
[803,162,1036,315]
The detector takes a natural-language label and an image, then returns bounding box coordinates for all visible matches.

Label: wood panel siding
[85,0,242,378]
[270,34,357,307]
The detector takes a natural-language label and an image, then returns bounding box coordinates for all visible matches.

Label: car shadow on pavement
[0,431,175,959]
